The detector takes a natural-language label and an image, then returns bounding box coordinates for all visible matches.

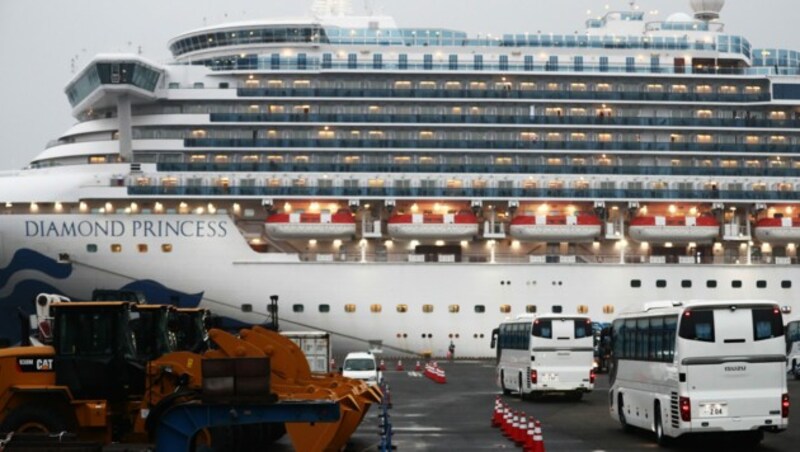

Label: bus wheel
[500,370,511,395]
[618,394,632,433]
[654,402,670,447]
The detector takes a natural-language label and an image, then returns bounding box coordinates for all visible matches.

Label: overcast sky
[1,0,798,170]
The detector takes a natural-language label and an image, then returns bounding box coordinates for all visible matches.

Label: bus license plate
[700,403,728,417]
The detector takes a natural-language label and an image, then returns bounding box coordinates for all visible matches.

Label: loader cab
[170,308,210,353]
[51,302,144,402]
[131,305,176,361]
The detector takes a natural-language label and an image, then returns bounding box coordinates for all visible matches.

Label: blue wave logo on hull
[0,248,72,288]
[118,280,204,308]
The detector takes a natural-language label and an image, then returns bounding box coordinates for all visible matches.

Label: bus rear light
[590,370,596,384]
[530,369,538,385]
[680,396,691,422]
[782,393,789,418]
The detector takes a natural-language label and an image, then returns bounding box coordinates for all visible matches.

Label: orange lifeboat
[387,211,479,240]
[629,216,719,243]
[509,214,601,242]
[754,217,800,244]
[265,210,356,239]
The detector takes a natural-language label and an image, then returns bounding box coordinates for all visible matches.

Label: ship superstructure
[2,0,800,356]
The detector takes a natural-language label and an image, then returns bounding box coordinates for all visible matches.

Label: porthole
[370,304,382,313]
[86,244,98,253]
[499,304,511,313]
[427,333,433,338]
[756,280,767,289]
[474,305,486,313]
[630,279,642,288]
[577,305,589,314]
[137,244,148,253]
[344,304,356,313]
[552,305,563,313]
[396,304,408,313]
[681,280,692,288]
[656,279,667,288]
[111,244,122,253]
[603,305,615,314]
[422,304,434,313]
[161,244,173,253]
[318,304,330,313]
[706,279,717,288]
[525,305,536,313]
[782,280,792,289]
[448,304,460,313]
[292,304,304,313]
[732,280,742,289]
[241,304,253,313]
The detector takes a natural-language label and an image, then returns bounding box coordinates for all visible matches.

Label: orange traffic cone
[514,412,527,446]
[491,397,502,427]
[531,420,545,452]
[437,367,447,384]
[524,417,535,451]
[501,407,511,437]
[396,360,404,371]
[379,359,386,371]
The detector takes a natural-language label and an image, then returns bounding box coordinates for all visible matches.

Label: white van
[342,352,381,385]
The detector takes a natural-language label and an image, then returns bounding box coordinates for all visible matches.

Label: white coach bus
[786,317,800,379]
[608,300,789,446]
[491,314,595,400]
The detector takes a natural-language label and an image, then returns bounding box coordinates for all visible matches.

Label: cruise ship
[2,0,800,357]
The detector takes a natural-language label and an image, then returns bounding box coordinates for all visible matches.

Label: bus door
[681,306,785,420]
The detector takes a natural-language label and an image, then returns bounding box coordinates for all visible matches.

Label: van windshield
[344,358,375,371]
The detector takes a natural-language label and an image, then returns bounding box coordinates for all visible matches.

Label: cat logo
[36,358,54,371]
[17,357,55,372]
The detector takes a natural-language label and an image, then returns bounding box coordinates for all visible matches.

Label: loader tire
[0,405,71,435]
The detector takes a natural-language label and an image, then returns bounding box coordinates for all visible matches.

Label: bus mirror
[490,337,496,349]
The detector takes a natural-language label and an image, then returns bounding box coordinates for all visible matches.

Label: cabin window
[161,244,173,253]
[474,305,486,313]
[681,280,692,288]
[396,304,408,313]
[318,304,330,313]
[292,304,304,313]
[370,304,382,313]
[782,280,792,289]
[732,280,742,288]
[756,280,767,289]
[448,305,460,313]
[630,280,641,288]
[552,305,563,313]
[137,244,148,253]
[656,280,667,288]
[422,304,434,313]
[525,305,536,313]
[241,304,253,313]
[499,305,511,313]
[603,305,615,314]
[706,279,717,288]
[86,244,98,253]
[577,305,589,314]
[111,244,122,253]
[344,304,356,313]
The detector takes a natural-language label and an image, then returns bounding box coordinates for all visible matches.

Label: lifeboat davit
[509,214,601,242]
[629,216,719,244]
[387,211,479,240]
[265,210,356,239]
[754,217,800,244]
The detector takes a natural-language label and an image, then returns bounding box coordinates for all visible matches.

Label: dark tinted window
[532,319,552,339]
[679,310,715,342]
[681,280,692,288]
[631,279,641,288]
[782,280,792,289]
[574,319,592,338]
[552,305,563,313]
[752,307,784,341]
[319,304,330,313]
[732,280,742,288]
[756,280,767,289]
[474,305,485,313]
[292,304,304,313]
[656,280,667,288]
[706,280,717,288]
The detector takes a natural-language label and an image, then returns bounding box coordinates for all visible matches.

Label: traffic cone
[501,407,511,437]
[524,417,535,451]
[531,420,545,452]
[514,412,527,446]
[491,397,502,427]
[396,360,404,371]
[415,360,421,372]
[437,367,447,384]
[379,359,386,371]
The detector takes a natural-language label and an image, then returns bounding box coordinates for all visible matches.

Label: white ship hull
[2,214,796,358]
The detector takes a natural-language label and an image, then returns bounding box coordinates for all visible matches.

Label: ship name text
[24,220,229,238]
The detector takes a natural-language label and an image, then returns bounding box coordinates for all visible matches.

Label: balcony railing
[128,186,800,201]
[236,87,771,103]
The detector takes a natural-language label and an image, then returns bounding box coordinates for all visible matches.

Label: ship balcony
[183,138,795,154]
[209,112,800,130]
[236,87,771,103]
[126,185,800,202]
